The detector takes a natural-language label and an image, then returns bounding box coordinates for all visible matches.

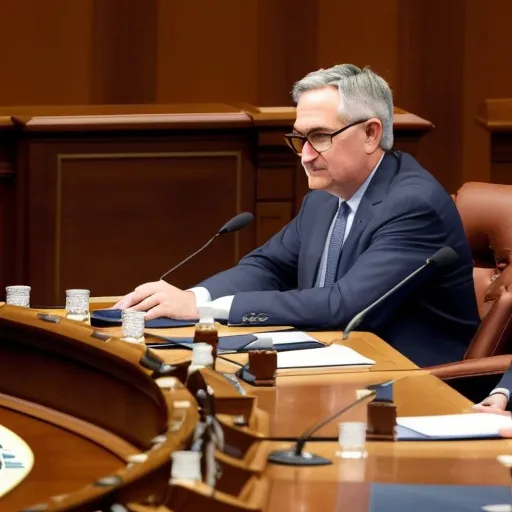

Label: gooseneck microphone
[342,246,459,340]
[159,212,254,281]
[267,389,377,466]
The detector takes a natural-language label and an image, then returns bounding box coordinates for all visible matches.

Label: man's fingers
[473,405,511,416]
[130,294,161,313]
[145,303,167,321]
[113,292,136,310]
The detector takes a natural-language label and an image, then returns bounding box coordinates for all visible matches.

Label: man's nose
[301,141,319,164]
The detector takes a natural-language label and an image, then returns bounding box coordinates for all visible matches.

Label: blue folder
[146,334,324,353]
[91,309,198,328]
[369,483,511,511]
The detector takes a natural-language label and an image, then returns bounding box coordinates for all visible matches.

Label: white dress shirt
[189,154,384,320]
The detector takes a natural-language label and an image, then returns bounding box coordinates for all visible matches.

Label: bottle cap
[170,450,202,482]
[191,342,213,367]
[197,305,215,324]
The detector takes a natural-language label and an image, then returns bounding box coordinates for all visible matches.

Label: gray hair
[292,64,394,150]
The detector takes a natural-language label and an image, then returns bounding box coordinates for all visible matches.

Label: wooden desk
[7,305,512,512]
[0,104,432,305]
[128,324,512,511]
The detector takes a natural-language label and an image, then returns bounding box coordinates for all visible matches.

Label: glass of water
[336,421,368,459]
[5,286,31,308]
[121,310,146,343]
[65,289,90,323]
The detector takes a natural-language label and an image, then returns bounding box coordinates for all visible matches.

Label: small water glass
[65,289,90,322]
[5,285,31,308]
[121,310,146,343]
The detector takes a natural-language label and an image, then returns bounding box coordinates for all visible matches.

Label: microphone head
[196,389,207,401]
[218,212,254,234]
[427,246,459,268]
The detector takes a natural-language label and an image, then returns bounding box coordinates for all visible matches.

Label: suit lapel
[338,152,400,276]
[303,195,339,288]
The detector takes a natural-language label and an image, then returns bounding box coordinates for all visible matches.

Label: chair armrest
[428,354,512,381]
[465,285,512,359]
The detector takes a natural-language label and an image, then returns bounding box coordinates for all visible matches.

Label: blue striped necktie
[323,201,350,286]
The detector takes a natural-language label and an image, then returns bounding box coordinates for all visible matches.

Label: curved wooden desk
[0,306,269,511]
[3,303,512,511]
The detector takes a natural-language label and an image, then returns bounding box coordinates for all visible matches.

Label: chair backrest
[453,182,512,357]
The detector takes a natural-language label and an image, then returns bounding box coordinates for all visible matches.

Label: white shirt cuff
[187,287,212,303]
[187,287,233,321]
[490,387,511,401]
[207,295,234,320]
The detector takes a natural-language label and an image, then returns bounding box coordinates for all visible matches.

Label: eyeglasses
[284,119,369,156]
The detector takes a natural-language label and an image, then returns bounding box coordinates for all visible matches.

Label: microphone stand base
[267,449,332,466]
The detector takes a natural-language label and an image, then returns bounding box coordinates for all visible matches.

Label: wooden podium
[0,104,432,305]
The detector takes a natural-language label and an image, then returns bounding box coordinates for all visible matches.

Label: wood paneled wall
[0,0,511,190]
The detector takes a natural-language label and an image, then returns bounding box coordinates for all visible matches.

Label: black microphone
[159,212,254,281]
[267,389,377,466]
[342,246,459,340]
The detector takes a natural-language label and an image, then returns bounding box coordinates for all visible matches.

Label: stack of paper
[244,331,324,351]
[397,413,512,440]
[275,344,375,375]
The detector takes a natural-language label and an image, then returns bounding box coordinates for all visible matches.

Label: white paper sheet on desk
[397,413,512,437]
[254,331,319,344]
[276,344,375,369]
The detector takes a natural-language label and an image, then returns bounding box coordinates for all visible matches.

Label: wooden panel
[256,202,293,246]
[155,0,259,104]
[91,0,158,104]
[257,168,294,200]
[0,176,16,290]
[396,0,466,192]
[0,125,17,293]
[317,0,399,89]
[461,0,512,184]
[0,1,93,105]
[22,135,255,305]
[0,0,511,195]
[256,0,318,106]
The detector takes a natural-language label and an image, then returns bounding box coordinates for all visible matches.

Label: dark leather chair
[429,182,512,401]
[453,182,512,358]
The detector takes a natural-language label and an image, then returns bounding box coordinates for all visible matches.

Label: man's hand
[472,393,510,416]
[113,281,198,320]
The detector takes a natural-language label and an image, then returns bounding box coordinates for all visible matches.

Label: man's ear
[364,119,383,154]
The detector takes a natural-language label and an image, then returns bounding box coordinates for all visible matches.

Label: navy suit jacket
[493,365,512,412]
[198,151,480,367]
[496,365,512,400]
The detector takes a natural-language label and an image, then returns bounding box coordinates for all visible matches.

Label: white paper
[276,344,375,369]
[255,331,320,345]
[397,413,512,438]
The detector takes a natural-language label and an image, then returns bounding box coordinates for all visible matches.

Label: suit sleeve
[228,193,449,328]
[496,365,512,391]
[195,194,309,299]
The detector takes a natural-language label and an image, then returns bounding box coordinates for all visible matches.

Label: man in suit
[115,63,479,367]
